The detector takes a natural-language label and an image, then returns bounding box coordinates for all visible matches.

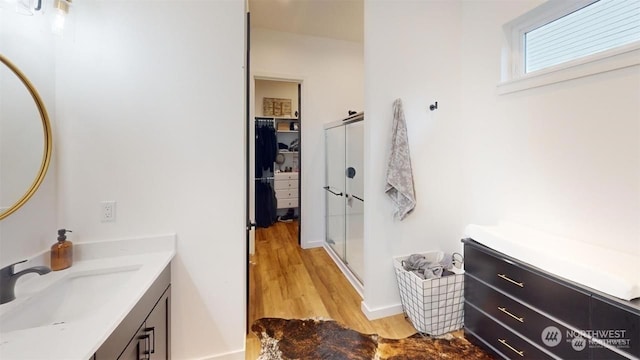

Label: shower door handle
[323,186,343,196]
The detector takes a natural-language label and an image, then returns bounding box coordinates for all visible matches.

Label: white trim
[302,239,324,249]
[498,46,640,94]
[323,243,364,298]
[253,72,305,84]
[360,300,404,321]
[503,0,596,81]
[500,0,640,93]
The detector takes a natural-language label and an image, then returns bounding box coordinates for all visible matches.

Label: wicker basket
[393,252,464,336]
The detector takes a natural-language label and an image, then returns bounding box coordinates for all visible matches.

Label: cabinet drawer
[274,179,298,190]
[274,172,299,180]
[275,189,298,200]
[591,345,633,360]
[590,295,640,359]
[464,243,590,329]
[465,275,589,359]
[277,198,298,209]
[465,303,554,360]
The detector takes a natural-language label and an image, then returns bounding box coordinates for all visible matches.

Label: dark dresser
[463,238,640,360]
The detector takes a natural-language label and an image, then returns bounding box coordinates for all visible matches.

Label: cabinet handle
[498,306,524,323]
[498,338,524,357]
[498,273,524,287]
[138,334,150,360]
[145,326,156,354]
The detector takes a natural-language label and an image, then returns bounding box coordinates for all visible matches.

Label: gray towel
[402,254,444,279]
[385,99,416,220]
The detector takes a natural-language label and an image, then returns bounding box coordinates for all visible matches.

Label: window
[500,0,640,93]
[525,0,640,73]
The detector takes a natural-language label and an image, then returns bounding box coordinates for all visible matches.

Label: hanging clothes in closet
[255,119,277,178]
[255,180,277,228]
[255,119,278,227]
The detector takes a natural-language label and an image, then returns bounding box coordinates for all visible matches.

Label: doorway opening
[250,78,302,254]
[244,0,373,355]
[246,76,303,337]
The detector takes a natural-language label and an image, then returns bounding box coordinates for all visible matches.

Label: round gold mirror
[0,54,52,220]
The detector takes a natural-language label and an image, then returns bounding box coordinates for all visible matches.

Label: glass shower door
[345,121,364,282]
[324,126,346,261]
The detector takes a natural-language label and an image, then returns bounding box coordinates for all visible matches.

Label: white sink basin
[0,265,140,332]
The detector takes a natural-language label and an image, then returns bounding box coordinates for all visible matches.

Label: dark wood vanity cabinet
[93,265,171,360]
[462,239,639,360]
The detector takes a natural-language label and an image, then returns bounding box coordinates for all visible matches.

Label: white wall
[363,0,640,316]
[0,8,58,267]
[459,1,640,254]
[251,28,364,248]
[363,0,465,315]
[52,1,246,359]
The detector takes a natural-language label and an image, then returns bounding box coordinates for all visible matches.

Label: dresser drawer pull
[498,338,524,357]
[498,273,524,287]
[498,306,524,323]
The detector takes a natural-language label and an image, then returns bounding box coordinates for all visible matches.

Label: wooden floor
[246,221,417,359]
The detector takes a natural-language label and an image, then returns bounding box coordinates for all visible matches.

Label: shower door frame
[323,114,364,296]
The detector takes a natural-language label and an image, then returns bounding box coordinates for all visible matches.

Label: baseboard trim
[302,239,324,249]
[193,349,245,360]
[360,301,404,320]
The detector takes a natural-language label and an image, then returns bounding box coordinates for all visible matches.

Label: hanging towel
[385,99,416,220]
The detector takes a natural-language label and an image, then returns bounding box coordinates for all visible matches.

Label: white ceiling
[248,0,364,43]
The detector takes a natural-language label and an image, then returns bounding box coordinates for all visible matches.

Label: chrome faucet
[0,260,51,304]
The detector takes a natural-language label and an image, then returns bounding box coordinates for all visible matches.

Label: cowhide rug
[251,318,494,360]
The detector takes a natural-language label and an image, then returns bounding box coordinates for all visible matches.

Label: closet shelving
[255,116,300,153]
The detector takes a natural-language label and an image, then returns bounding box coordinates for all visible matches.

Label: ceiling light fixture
[52,0,71,34]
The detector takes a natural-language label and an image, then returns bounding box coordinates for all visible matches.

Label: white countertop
[465,222,640,302]
[0,234,176,360]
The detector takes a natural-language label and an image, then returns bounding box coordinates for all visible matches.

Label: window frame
[499,0,640,94]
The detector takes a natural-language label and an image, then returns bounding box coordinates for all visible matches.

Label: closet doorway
[245,0,363,343]
[250,78,302,253]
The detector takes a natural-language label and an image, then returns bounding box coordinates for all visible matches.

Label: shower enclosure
[324,113,364,292]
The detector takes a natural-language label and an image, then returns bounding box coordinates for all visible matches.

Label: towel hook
[429,101,438,111]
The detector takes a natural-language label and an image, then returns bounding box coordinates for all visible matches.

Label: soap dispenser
[51,229,73,271]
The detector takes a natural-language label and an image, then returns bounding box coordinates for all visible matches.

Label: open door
[244,10,253,333]
[297,83,302,246]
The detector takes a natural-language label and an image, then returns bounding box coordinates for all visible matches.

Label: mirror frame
[0,54,53,220]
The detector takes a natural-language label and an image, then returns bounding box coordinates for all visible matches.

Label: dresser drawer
[274,179,298,190]
[277,198,298,209]
[465,303,554,360]
[275,189,298,199]
[466,275,589,359]
[464,243,590,329]
[274,172,299,180]
[590,295,640,359]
